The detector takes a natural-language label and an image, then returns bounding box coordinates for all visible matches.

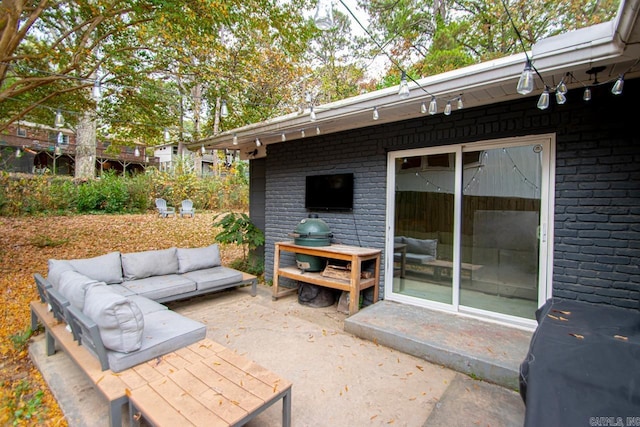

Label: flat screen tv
[305,173,354,211]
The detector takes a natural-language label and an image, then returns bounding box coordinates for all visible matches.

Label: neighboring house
[194,1,640,329]
[153,142,219,176]
[0,122,155,175]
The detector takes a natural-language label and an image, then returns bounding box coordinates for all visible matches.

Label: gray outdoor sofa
[35,244,255,372]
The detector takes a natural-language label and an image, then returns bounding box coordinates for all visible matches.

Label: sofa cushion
[69,252,123,284]
[404,237,438,258]
[182,266,243,292]
[127,295,168,315]
[47,259,75,289]
[107,310,206,373]
[120,274,196,301]
[177,244,221,273]
[57,270,102,310]
[121,248,179,280]
[83,284,144,353]
[104,284,136,297]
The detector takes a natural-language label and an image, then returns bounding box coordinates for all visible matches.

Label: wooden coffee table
[128,339,292,427]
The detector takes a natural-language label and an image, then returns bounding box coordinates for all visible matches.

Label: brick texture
[260,80,640,309]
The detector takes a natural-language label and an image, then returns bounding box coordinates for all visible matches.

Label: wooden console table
[272,242,381,315]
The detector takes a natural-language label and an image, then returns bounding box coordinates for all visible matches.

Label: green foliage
[77,172,128,213]
[2,380,45,425]
[213,212,265,263]
[8,328,34,352]
[0,161,249,216]
[30,235,69,248]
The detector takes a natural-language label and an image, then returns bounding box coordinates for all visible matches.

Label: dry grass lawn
[0,212,244,426]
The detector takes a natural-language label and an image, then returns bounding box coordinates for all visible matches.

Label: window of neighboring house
[172,146,179,155]
[17,127,27,137]
[49,132,69,145]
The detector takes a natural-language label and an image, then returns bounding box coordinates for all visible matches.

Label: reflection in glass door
[388,137,552,323]
[393,151,456,306]
[460,145,542,319]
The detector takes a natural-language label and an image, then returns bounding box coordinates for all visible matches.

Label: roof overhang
[192,0,640,159]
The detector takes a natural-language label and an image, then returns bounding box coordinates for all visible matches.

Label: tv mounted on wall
[305,173,354,211]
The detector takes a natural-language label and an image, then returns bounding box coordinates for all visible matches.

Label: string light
[372,106,379,120]
[444,101,452,116]
[164,128,170,142]
[232,133,238,145]
[583,87,592,101]
[281,133,286,142]
[428,97,437,115]
[313,0,334,30]
[516,60,534,95]
[310,106,317,121]
[398,71,410,99]
[134,147,140,156]
[611,75,624,95]
[457,96,463,110]
[420,101,427,114]
[537,87,550,110]
[220,100,229,118]
[255,138,261,147]
[54,110,65,128]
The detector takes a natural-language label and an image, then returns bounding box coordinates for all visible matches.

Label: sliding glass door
[387,136,553,324]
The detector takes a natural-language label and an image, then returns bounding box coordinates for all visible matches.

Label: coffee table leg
[282,388,292,427]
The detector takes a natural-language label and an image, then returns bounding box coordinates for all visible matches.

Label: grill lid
[291,214,332,239]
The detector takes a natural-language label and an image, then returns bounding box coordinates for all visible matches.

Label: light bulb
[15,148,22,158]
[420,102,427,114]
[220,100,229,118]
[516,60,534,95]
[201,144,206,154]
[556,80,567,94]
[233,133,238,145]
[281,133,286,142]
[314,0,334,30]
[428,96,437,115]
[255,138,261,147]
[372,107,379,120]
[92,80,101,100]
[164,128,170,142]
[398,72,410,99]
[54,110,65,128]
[444,101,452,116]
[316,126,320,135]
[555,91,566,105]
[134,147,140,157]
[611,76,624,95]
[310,106,316,121]
[457,97,463,109]
[301,129,305,138]
[537,87,550,110]
[583,87,592,101]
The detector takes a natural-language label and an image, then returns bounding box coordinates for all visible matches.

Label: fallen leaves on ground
[0,211,244,426]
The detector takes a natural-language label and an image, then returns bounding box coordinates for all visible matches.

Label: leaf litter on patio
[0,212,243,426]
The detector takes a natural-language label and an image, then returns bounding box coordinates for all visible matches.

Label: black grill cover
[519,298,640,427]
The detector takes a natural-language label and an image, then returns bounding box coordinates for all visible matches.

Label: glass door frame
[385,134,556,328]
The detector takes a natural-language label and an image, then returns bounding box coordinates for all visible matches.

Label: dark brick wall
[260,79,640,309]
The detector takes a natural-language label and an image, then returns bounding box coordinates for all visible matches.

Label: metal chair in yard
[179,199,195,218]
[155,198,175,218]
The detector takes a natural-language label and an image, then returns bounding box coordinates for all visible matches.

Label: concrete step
[344,300,533,390]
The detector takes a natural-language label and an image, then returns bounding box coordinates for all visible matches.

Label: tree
[360,0,620,80]
[1,0,315,162]
[305,10,368,105]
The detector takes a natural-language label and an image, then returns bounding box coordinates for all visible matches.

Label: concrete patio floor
[30,284,526,426]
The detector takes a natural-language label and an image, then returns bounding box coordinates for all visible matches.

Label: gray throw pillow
[121,247,179,281]
[404,237,438,258]
[57,270,102,310]
[69,252,123,284]
[47,259,75,289]
[83,284,144,353]
[176,244,222,273]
